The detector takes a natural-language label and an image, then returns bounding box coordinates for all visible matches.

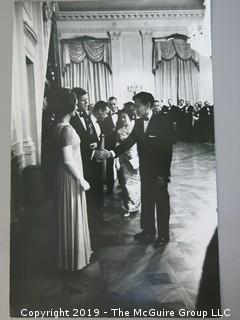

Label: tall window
[61,37,112,103]
[153,37,200,105]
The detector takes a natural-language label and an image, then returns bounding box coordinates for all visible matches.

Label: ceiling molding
[57,26,190,37]
[56,9,204,22]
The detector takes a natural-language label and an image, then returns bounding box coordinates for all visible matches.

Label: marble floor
[10,142,219,317]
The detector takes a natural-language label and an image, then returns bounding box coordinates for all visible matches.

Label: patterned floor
[10,142,219,317]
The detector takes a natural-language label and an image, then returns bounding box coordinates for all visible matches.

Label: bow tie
[79,112,87,118]
[142,116,150,121]
[111,113,118,116]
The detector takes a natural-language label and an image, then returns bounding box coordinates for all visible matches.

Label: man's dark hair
[72,87,87,98]
[121,102,136,121]
[133,91,154,107]
[51,88,76,117]
[108,96,117,101]
[123,101,135,109]
[93,100,109,113]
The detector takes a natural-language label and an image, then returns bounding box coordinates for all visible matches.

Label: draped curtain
[153,39,199,104]
[61,38,112,103]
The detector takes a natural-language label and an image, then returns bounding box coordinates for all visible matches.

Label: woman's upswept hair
[51,88,76,117]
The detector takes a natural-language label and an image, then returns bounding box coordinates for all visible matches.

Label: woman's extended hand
[78,179,90,191]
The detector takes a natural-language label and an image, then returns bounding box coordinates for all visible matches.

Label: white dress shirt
[110,110,153,158]
[90,113,101,140]
[110,112,118,127]
[143,110,153,133]
[76,111,87,131]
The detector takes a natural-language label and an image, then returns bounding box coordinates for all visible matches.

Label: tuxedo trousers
[106,158,115,192]
[85,162,104,227]
[140,175,170,239]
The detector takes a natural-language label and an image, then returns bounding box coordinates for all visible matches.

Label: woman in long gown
[51,88,92,272]
[116,110,141,217]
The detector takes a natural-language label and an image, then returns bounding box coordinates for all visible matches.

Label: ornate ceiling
[57,0,205,12]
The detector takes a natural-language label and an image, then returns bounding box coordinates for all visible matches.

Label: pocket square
[148,135,157,138]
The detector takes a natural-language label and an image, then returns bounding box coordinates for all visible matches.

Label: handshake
[93,149,113,162]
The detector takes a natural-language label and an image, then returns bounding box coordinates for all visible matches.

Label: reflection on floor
[10,142,218,317]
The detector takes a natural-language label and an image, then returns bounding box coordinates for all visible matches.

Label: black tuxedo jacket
[70,113,100,180]
[114,113,174,180]
[168,105,179,122]
[101,112,118,149]
[184,105,194,121]
[199,106,211,123]
[184,105,194,112]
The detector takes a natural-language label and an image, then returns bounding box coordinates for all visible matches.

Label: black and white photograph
[10,0,220,317]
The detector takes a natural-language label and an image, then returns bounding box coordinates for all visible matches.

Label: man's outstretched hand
[94,149,112,161]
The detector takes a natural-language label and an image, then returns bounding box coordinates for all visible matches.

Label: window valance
[153,38,199,72]
[61,37,112,72]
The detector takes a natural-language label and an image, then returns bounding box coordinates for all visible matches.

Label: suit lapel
[145,114,156,135]
[109,113,115,128]
[76,112,87,131]
[139,118,145,136]
[90,119,100,142]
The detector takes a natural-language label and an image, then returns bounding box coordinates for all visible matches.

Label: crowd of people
[41,87,214,273]
[152,98,215,143]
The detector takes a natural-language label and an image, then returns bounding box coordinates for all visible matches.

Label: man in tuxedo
[209,104,215,142]
[123,101,137,120]
[70,88,92,177]
[102,96,119,194]
[153,100,161,115]
[168,98,179,120]
[87,101,110,224]
[176,98,186,141]
[198,101,211,142]
[160,99,176,143]
[178,98,185,109]
[70,88,109,226]
[101,92,174,247]
[193,101,203,142]
[184,99,194,142]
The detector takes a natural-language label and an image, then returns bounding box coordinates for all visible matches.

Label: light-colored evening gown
[116,122,141,213]
[53,122,92,271]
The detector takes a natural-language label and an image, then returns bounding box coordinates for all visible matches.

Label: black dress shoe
[154,237,169,248]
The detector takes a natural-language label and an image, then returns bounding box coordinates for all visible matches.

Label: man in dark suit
[70,88,92,179]
[175,98,186,141]
[163,99,178,143]
[198,101,211,142]
[168,98,179,123]
[160,99,177,142]
[102,96,119,194]
[123,101,137,120]
[209,104,215,142]
[101,92,174,247]
[153,100,161,115]
[183,100,194,142]
[70,88,109,227]
[193,101,203,142]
